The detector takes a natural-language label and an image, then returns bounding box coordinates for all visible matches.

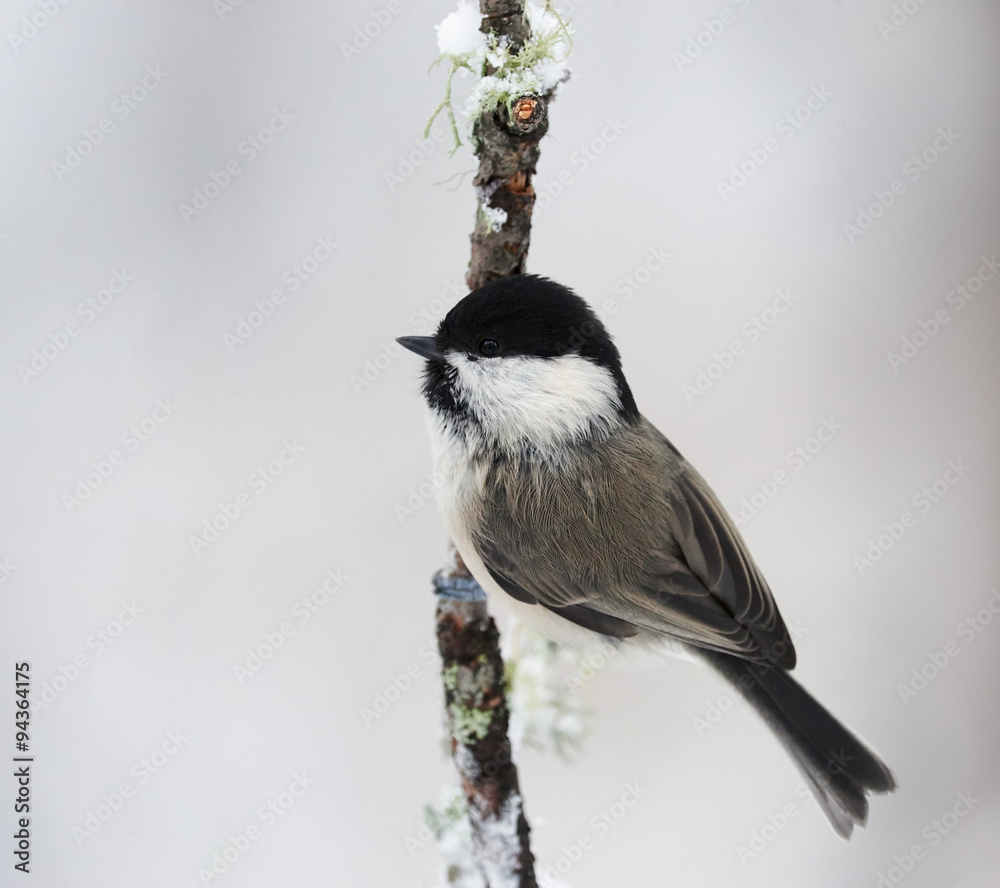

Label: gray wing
[662,463,795,667]
[472,418,796,667]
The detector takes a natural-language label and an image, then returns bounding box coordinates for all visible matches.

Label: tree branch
[432,2,556,884]
[467,4,550,290]
[435,555,537,888]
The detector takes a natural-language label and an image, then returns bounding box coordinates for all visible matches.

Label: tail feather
[693,647,896,838]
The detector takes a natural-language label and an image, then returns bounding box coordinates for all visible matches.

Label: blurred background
[1,0,998,885]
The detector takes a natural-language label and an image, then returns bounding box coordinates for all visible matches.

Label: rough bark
[467,4,550,291]
[435,555,537,888]
[432,2,551,884]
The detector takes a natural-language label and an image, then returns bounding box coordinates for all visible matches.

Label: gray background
[1,0,998,886]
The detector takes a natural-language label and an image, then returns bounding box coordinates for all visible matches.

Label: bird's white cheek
[449,353,623,452]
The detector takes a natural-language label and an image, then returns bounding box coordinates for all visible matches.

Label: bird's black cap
[404,274,639,421]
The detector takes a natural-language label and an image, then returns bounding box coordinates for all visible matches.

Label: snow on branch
[422,2,576,884]
[426,0,571,153]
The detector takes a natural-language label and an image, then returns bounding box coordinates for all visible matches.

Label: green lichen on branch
[424,58,463,154]
[444,652,501,743]
[449,702,494,744]
[423,792,467,840]
[442,662,461,691]
[436,592,537,886]
[425,0,572,153]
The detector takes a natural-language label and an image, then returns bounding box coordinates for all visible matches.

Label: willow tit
[398,274,895,837]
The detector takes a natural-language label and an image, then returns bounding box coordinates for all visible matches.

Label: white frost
[504,619,592,758]
[482,204,508,232]
[436,0,486,57]
[454,742,481,781]
[470,793,526,888]
[526,1,572,62]
[435,788,486,888]
[432,0,573,134]
[533,56,569,92]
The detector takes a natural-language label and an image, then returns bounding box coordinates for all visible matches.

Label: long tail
[693,647,897,838]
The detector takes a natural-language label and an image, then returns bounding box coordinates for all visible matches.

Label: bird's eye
[478,339,501,357]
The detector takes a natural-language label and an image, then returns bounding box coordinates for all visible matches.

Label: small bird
[398,274,895,837]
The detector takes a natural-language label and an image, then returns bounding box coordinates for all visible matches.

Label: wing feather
[468,418,796,667]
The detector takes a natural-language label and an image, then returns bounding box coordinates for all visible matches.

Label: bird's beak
[396,336,446,362]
